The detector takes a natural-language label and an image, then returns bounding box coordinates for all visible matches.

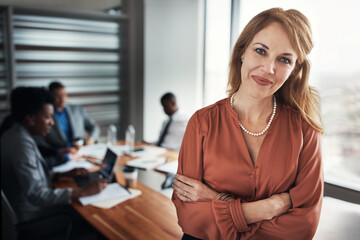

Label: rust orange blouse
[172,97,323,240]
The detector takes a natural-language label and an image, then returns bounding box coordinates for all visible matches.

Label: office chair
[1,190,72,240]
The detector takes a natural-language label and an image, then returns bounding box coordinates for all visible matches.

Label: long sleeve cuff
[230,199,250,232]
[212,199,250,239]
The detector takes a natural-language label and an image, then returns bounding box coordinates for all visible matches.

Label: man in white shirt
[157,92,189,189]
[157,92,189,151]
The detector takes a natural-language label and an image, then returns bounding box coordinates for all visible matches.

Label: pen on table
[122,184,132,195]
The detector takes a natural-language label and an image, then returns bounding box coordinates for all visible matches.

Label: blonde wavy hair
[227,8,323,134]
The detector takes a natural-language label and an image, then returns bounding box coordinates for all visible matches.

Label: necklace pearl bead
[230,92,276,137]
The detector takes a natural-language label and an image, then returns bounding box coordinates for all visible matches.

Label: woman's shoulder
[2,123,34,145]
[186,98,228,133]
[278,101,317,133]
[193,98,228,118]
[278,100,302,120]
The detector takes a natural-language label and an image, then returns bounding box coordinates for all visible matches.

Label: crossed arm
[173,174,292,224]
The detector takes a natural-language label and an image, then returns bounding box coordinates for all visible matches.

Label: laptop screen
[99,148,118,180]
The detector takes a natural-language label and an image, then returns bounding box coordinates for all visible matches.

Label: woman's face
[28,104,55,136]
[240,22,297,99]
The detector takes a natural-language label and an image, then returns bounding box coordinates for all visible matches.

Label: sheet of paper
[108,145,128,156]
[126,157,167,170]
[78,143,108,159]
[125,146,167,158]
[52,159,94,173]
[79,183,131,206]
[156,160,178,175]
[91,189,142,209]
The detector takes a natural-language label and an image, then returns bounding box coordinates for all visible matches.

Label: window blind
[0,9,9,120]
[9,11,125,140]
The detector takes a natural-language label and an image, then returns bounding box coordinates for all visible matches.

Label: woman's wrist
[267,193,292,219]
[215,192,235,201]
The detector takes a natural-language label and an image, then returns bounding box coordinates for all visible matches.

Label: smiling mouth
[252,76,273,86]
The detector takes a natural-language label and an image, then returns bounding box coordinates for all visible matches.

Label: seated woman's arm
[13,140,72,207]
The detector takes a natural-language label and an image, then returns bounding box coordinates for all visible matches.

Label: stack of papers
[156,160,178,175]
[52,159,95,173]
[79,183,141,208]
[126,157,167,170]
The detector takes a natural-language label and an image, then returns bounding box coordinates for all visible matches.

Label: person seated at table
[1,87,107,228]
[34,81,100,168]
[157,92,189,151]
[0,88,71,171]
[156,92,189,189]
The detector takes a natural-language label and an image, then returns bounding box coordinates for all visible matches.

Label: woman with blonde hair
[173,8,323,240]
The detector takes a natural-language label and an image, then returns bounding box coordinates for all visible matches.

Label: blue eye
[255,48,266,55]
[279,57,291,64]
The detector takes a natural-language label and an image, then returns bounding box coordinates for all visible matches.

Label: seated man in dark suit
[34,81,100,168]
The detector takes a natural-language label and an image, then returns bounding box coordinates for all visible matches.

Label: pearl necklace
[230,92,276,136]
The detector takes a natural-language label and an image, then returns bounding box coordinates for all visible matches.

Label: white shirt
[158,110,189,151]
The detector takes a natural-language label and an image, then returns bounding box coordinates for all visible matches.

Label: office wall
[143,0,204,142]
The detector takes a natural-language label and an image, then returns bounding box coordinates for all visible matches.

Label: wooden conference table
[56,144,182,240]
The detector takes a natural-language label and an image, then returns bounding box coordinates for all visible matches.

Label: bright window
[203,0,232,106]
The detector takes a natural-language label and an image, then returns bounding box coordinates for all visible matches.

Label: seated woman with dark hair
[1,87,107,232]
[0,87,74,169]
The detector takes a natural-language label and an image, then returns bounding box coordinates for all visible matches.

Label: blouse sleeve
[173,111,256,239]
[172,112,223,239]
[251,122,324,240]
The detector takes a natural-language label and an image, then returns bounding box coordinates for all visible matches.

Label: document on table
[52,159,95,173]
[78,143,108,159]
[78,144,127,159]
[91,188,142,209]
[124,146,167,157]
[156,160,178,175]
[79,183,131,206]
[126,157,167,170]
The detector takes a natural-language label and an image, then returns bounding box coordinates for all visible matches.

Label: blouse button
[249,174,255,181]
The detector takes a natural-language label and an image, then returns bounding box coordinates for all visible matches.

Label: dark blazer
[34,104,99,167]
[44,104,99,148]
[1,123,72,223]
